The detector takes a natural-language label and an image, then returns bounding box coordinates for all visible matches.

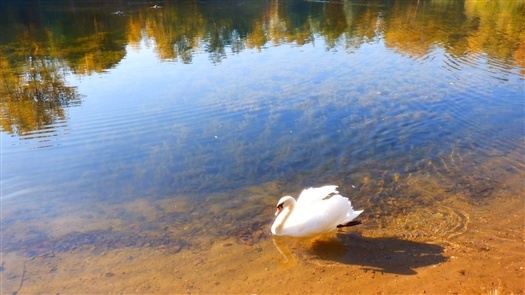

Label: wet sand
[2,159,524,294]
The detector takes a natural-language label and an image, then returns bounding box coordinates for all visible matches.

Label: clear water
[1,0,524,293]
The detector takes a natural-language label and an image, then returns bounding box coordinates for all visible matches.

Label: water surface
[1,0,524,293]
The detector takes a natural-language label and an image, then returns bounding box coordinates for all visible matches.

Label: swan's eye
[277,203,283,210]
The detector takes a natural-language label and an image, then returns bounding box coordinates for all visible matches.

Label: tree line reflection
[1,0,524,136]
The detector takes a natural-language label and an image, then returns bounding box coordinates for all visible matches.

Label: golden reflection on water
[1,0,524,136]
[0,57,81,136]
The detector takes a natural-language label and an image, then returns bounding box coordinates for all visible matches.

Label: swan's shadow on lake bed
[276,233,447,275]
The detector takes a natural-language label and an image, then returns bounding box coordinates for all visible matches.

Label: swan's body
[271,185,363,237]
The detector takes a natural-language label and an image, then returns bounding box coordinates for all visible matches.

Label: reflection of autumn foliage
[263,2,313,47]
[464,0,525,73]
[66,32,126,75]
[0,24,82,135]
[3,0,522,70]
[1,4,125,135]
[1,0,523,136]
[383,1,461,57]
[246,20,267,50]
[135,2,207,62]
[515,41,525,73]
[382,0,524,71]
[123,0,523,69]
[322,1,348,48]
[0,57,80,135]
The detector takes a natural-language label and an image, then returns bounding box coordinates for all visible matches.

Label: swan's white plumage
[271,185,363,237]
[296,185,339,205]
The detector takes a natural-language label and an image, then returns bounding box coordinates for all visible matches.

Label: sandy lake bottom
[2,152,524,294]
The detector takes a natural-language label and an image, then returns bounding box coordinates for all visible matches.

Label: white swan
[271,185,364,237]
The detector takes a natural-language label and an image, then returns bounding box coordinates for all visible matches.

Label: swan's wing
[296,185,338,206]
[282,193,352,236]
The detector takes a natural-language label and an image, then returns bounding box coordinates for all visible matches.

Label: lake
[1,0,524,293]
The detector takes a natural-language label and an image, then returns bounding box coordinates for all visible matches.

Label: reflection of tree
[138,1,206,63]
[1,0,524,136]
[1,23,79,136]
[127,0,524,71]
[322,1,348,48]
[382,0,458,57]
[381,0,524,71]
[0,56,80,135]
[116,0,525,69]
[464,0,525,73]
[245,20,267,50]
[0,2,128,136]
[265,1,313,47]
[66,32,127,75]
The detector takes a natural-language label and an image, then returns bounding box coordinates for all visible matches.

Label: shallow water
[1,0,524,293]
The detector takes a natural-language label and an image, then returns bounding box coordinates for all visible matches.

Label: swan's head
[275,196,295,216]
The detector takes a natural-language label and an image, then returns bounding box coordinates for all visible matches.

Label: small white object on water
[271,185,363,237]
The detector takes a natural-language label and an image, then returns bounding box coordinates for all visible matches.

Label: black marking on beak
[275,203,284,216]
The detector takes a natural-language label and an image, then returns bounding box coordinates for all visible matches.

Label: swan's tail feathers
[337,213,367,228]
[340,209,364,224]
[337,220,363,228]
[349,209,364,219]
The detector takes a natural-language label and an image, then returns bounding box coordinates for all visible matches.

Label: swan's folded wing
[284,193,351,236]
[296,185,339,205]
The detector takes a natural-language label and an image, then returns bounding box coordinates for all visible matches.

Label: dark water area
[1,1,524,293]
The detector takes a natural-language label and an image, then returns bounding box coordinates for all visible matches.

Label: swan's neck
[272,202,295,235]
